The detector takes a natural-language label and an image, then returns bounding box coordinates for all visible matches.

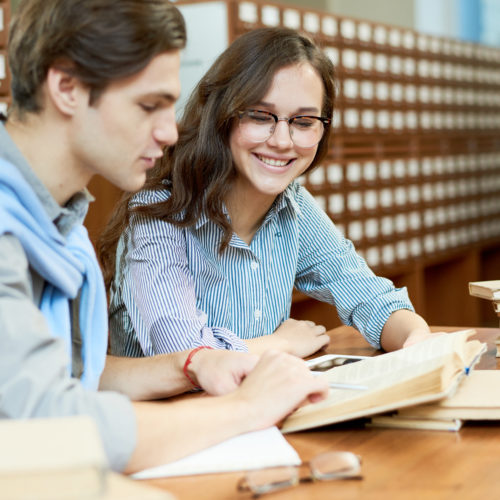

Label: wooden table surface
[143,325,500,500]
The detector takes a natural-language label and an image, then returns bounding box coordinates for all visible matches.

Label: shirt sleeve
[119,209,248,354]
[0,234,136,472]
[293,187,415,349]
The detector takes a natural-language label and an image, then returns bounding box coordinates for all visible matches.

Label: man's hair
[8,0,186,115]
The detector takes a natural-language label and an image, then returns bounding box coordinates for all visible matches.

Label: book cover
[367,415,462,431]
[398,370,500,420]
[0,416,107,500]
[468,280,500,300]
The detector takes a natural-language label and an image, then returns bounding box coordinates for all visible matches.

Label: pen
[328,382,368,391]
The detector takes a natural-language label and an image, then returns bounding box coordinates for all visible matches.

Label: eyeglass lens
[310,451,362,479]
[238,110,325,148]
[243,466,299,495]
[240,451,361,496]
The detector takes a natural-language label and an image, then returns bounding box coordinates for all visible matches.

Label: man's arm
[99,349,260,399]
[124,350,328,474]
[0,235,328,474]
[0,235,136,471]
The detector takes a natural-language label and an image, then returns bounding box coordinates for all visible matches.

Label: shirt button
[254,309,262,320]
[250,261,259,270]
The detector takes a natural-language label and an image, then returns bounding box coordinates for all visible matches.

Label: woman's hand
[402,329,447,348]
[246,318,330,358]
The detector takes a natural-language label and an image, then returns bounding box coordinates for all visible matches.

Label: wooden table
[144,325,500,500]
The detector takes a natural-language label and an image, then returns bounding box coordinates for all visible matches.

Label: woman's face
[229,62,324,204]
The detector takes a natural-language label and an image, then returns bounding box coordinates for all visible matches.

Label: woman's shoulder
[129,185,171,209]
[285,180,316,208]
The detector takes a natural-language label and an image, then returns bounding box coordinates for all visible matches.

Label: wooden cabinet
[6,0,495,328]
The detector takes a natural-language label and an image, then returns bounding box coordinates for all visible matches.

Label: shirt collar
[273,182,303,217]
[0,122,93,236]
[193,181,303,231]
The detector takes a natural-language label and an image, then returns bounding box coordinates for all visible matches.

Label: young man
[0,0,328,474]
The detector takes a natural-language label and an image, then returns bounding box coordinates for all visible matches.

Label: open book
[281,330,486,433]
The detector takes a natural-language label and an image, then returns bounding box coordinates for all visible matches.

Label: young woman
[99,27,437,359]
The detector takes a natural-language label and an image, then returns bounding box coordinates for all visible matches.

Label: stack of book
[469,280,500,320]
[368,370,500,431]
[0,416,173,499]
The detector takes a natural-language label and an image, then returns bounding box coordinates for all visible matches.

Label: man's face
[70,50,181,192]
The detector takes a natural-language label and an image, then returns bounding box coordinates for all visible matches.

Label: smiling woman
[227,63,324,238]
[98,27,437,361]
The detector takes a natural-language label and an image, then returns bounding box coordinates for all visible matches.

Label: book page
[131,427,300,480]
[321,330,478,401]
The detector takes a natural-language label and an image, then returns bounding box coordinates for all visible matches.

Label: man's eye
[140,103,158,112]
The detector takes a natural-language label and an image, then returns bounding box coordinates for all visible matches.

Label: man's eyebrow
[140,92,179,103]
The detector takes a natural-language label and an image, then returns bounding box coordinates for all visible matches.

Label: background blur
[11,0,500,46]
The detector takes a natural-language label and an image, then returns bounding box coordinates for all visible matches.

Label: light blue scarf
[0,158,107,389]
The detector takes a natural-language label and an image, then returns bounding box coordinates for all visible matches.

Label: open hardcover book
[281,330,486,433]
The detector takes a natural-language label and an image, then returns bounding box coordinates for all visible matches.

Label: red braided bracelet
[183,346,214,388]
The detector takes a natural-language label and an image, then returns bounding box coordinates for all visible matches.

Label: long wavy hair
[98,27,336,289]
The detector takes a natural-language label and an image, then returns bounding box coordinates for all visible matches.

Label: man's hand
[228,350,329,431]
[188,350,259,395]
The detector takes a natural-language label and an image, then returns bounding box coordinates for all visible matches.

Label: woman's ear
[45,66,87,116]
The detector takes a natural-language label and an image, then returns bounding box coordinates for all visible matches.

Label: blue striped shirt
[108,182,414,356]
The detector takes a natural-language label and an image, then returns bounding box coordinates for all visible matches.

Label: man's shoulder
[0,232,28,263]
[0,233,41,304]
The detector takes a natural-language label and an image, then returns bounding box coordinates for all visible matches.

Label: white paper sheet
[132,426,301,480]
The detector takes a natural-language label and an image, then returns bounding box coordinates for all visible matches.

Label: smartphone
[306,354,370,372]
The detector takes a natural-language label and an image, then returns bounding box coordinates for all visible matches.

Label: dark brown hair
[8,0,186,116]
[99,27,336,289]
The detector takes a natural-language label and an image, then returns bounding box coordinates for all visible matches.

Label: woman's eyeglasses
[237,451,362,496]
[237,109,331,149]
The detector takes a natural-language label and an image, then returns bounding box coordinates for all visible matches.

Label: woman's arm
[293,186,417,350]
[379,309,437,351]
[113,203,248,355]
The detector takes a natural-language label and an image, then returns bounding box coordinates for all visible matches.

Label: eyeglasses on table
[237,450,362,496]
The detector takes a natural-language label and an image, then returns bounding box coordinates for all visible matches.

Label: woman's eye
[293,119,315,129]
[249,113,273,123]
